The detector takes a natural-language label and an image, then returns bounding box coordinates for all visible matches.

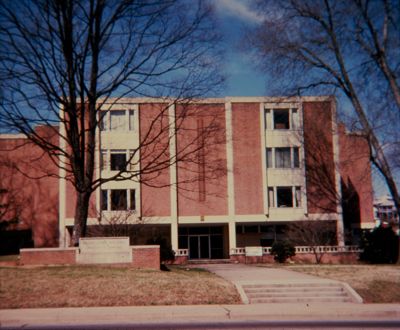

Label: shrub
[270,241,295,263]
[146,236,175,263]
[360,226,399,264]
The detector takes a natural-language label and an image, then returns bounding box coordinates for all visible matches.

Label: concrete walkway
[196,264,363,304]
[198,263,326,282]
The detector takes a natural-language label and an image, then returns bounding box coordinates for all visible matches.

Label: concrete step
[243,282,341,288]
[244,286,343,294]
[247,291,347,299]
[250,296,353,304]
[240,282,358,304]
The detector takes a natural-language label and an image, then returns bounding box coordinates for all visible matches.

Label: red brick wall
[303,101,337,214]
[132,245,160,270]
[139,103,171,217]
[176,103,227,216]
[232,103,264,215]
[0,126,59,247]
[339,124,374,226]
[20,248,77,265]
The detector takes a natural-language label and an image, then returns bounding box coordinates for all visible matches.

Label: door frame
[188,234,211,259]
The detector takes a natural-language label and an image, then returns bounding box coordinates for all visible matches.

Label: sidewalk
[1,303,400,328]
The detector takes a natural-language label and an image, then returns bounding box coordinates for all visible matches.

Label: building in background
[374,195,399,234]
[1,96,375,259]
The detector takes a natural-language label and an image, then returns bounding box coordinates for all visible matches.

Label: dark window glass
[188,227,209,235]
[111,189,127,210]
[274,109,290,129]
[101,190,108,211]
[244,225,258,233]
[275,148,291,168]
[293,147,300,168]
[260,238,274,247]
[236,225,243,234]
[210,226,223,234]
[110,153,126,171]
[130,190,136,210]
[178,227,188,235]
[277,187,293,207]
[178,236,188,249]
[266,148,273,168]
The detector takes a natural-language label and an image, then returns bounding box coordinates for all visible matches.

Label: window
[130,190,136,211]
[110,110,125,131]
[274,109,289,129]
[293,147,300,168]
[266,147,301,169]
[275,148,291,168]
[277,187,293,207]
[110,151,127,171]
[244,225,259,233]
[100,111,108,131]
[111,189,127,210]
[292,109,299,129]
[236,225,243,234]
[266,148,273,168]
[265,107,299,130]
[101,190,108,211]
[129,110,135,131]
[268,187,275,207]
[295,186,302,207]
[101,189,136,211]
[265,109,272,129]
[100,109,136,131]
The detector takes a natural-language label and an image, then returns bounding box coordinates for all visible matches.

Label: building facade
[1,96,374,258]
[374,195,399,233]
[58,96,374,258]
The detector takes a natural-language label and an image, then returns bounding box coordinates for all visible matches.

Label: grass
[0,265,241,309]
[0,255,19,262]
[288,264,400,303]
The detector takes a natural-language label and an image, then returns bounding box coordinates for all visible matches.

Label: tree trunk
[71,190,92,246]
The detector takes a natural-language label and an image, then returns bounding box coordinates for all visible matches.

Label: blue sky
[213,0,267,96]
[212,0,394,198]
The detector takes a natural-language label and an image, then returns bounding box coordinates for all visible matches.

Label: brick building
[0,96,374,258]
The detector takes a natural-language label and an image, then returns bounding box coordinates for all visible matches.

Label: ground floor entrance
[178,225,227,259]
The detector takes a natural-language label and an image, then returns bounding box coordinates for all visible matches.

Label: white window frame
[100,188,136,211]
[101,149,134,172]
[100,109,136,132]
[266,147,301,169]
[267,186,303,208]
[264,106,300,131]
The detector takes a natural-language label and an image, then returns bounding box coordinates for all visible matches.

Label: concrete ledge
[230,252,359,264]
[19,244,161,269]
[20,248,77,265]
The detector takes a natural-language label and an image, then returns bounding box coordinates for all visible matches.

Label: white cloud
[214,0,265,24]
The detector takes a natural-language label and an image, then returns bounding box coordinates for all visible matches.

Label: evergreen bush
[270,240,295,263]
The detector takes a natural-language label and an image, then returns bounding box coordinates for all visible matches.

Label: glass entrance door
[189,235,210,259]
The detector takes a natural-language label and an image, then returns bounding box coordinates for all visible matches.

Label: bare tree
[285,220,337,263]
[247,0,400,219]
[0,0,224,245]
